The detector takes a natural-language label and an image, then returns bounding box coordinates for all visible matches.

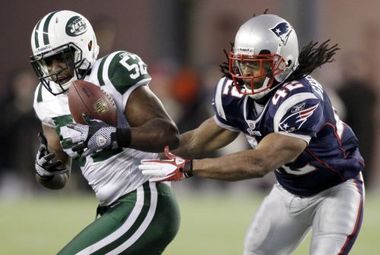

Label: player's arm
[62,85,179,155]
[125,85,179,152]
[171,117,239,159]
[192,133,307,181]
[35,124,70,189]
[62,52,179,154]
[140,132,306,182]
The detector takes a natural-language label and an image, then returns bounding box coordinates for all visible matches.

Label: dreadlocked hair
[219,42,234,79]
[218,40,340,83]
[285,40,339,82]
[219,42,246,89]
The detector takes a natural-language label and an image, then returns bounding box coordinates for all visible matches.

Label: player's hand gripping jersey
[33,51,157,205]
[213,75,364,196]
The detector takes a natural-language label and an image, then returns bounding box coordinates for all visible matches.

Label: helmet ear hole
[88,40,93,51]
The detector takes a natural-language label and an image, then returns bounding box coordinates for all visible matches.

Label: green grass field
[0,190,378,254]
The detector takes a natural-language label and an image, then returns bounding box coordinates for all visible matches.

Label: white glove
[139,146,193,182]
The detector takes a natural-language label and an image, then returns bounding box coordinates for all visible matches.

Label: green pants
[58,182,180,255]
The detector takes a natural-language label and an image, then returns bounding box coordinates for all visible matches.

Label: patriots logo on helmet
[279,103,319,132]
[270,22,293,45]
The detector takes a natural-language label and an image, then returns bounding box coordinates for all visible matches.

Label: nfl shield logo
[270,22,293,45]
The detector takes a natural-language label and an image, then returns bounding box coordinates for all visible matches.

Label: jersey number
[272,82,304,105]
[119,54,148,79]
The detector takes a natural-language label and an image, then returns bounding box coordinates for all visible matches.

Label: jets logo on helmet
[66,16,87,36]
[270,22,293,45]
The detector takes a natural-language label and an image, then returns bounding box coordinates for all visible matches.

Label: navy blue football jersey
[213,75,364,196]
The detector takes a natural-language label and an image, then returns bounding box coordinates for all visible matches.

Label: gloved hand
[61,115,118,157]
[35,132,68,180]
[138,146,193,182]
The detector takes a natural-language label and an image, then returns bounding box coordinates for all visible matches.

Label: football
[68,80,117,126]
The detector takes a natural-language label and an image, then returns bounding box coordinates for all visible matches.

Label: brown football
[68,80,117,126]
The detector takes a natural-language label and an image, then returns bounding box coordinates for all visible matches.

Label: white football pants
[244,175,364,255]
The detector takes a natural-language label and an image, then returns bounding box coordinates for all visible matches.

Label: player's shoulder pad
[269,76,324,109]
[33,82,56,105]
[95,51,152,94]
[33,83,70,126]
[269,76,324,134]
[213,76,244,121]
[34,82,44,103]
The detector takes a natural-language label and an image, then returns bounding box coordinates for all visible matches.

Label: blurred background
[0,0,379,254]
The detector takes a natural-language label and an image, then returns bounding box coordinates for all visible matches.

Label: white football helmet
[30,10,99,95]
[229,14,299,99]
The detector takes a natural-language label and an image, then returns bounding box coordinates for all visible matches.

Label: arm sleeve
[100,51,152,109]
[212,77,240,132]
[273,92,324,143]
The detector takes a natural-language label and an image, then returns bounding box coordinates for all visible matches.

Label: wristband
[183,160,193,178]
[116,128,132,147]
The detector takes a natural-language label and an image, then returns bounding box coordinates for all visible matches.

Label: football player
[31,10,180,255]
[139,14,365,255]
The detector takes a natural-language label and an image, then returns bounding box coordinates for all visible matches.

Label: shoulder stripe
[37,84,43,102]
[102,51,122,87]
[273,92,317,132]
[215,77,229,120]
[42,11,58,45]
[97,57,108,85]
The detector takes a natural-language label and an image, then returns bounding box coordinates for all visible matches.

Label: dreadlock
[218,40,340,83]
[219,42,234,79]
[286,40,339,82]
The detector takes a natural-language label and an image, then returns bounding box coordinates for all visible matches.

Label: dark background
[0,0,379,193]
